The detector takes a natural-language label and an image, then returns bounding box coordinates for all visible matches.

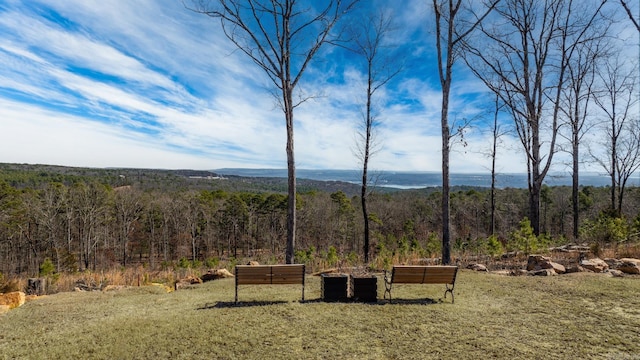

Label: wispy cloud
[0,0,635,173]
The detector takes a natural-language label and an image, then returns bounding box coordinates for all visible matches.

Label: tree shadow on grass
[198,300,293,309]
[198,297,444,309]
[381,298,441,305]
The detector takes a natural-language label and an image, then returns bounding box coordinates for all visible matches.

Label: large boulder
[527,255,566,274]
[174,275,203,290]
[580,258,609,273]
[467,263,488,272]
[0,291,26,309]
[617,258,640,275]
[201,268,234,282]
[604,258,623,269]
[608,269,625,278]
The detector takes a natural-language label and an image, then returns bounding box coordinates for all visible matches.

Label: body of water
[215,168,622,189]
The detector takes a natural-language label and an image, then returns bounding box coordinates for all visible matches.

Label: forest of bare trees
[1,165,640,277]
[0,1,639,277]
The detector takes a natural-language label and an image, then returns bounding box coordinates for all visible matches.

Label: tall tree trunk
[490,95,499,236]
[361,61,374,264]
[285,85,296,264]
[572,130,580,240]
[441,104,451,265]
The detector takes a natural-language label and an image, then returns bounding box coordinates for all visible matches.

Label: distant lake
[215,169,623,189]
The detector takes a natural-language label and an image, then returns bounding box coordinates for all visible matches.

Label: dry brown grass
[1,270,639,359]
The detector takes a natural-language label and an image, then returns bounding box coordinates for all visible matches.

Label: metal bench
[384,265,458,303]
[234,264,306,303]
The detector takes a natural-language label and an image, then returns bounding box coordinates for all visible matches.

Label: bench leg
[383,271,392,302]
[301,265,305,302]
[444,284,454,304]
[235,268,238,303]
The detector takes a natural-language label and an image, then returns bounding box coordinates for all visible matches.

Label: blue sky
[0,0,637,173]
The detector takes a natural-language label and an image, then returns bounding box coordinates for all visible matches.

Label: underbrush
[2,239,639,296]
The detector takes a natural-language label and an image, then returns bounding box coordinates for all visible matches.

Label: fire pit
[321,273,349,302]
[350,275,378,302]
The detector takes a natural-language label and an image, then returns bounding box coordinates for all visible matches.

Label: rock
[187,276,203,284]
[312,268,339,276]
[565,264,585,273]
[526,255,566,274]
[529,269,557,276]
[580,258,609,273]
[174,275,203,290]
[550,244,591,253]
[608,269,625,277]
[0,304,10,314]
[620,258,640,264]
[604,258,623,268]
[550,262,566,274]
[467,263,488,272]
[247,261,260,266]
[201,268,234,282]
[617,258,640,275]
[0,291,26,309]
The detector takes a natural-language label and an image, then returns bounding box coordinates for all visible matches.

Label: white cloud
[0,0,633,175]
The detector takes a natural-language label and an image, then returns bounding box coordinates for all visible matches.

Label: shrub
[580,212,629,244]
[39,258,56,277]
[486,235,503,257]
[326,246,338,267]
[204,257,219,268]
[509,218,538,254]
[424,232,441,257]
[295,246,316,264]
[178,257,191,269]
[346,251,358,265]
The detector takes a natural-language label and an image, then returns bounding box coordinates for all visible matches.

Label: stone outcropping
[617,258,640,275]
[0,291,26,309]
[467,263,488,272]
[580,258,609,273]
[200,268,234,282]
[527,255,566,274]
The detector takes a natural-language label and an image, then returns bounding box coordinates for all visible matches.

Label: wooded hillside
[1,163,638,276]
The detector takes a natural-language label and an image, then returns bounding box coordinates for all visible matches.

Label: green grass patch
[1,271,639,359]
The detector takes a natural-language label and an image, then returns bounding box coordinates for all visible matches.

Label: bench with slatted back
[234,264,306,303]
[384,265,459,303]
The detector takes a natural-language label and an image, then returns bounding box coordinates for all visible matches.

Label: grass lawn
[1,271,639,359]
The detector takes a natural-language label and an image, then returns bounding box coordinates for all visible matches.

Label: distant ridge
[215,168,617,189]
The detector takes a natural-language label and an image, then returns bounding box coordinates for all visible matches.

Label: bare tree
[620,0,640,32]
[488,94,509,236]
[187,0,358,263]
[591,56,640,215]
[463,0,607,235]
[113,187,143,266]
[349,10,401,263]
[432,0,499,264]
[558,24,608,240]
